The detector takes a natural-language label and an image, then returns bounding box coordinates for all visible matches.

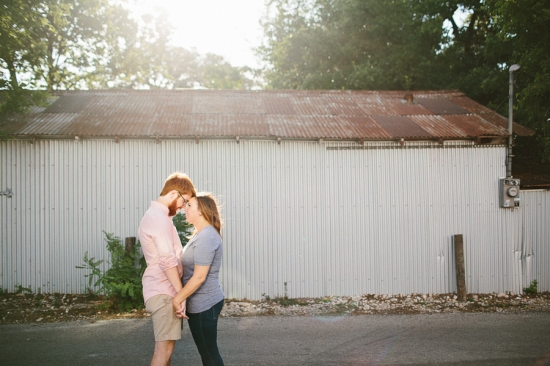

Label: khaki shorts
[145,294,182,341]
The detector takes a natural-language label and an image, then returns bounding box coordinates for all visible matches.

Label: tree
[147,48,258,90]
[0,0,46,90]
[198,54,256,90]
[89,7,195,90]
[0,0,137,91]
[433,0,550,161]
[258,0,444,90]
[0,0,50,114]
[258,0,550,162]
[1,0,260,98]
[488,0,550,162]
[0,0,140,115]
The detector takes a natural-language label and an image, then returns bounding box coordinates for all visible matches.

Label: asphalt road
[1,313,549,365]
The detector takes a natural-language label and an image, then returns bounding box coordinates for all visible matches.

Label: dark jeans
[187,299,225,366]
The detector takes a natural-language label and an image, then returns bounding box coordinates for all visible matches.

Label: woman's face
[183,197,201,225]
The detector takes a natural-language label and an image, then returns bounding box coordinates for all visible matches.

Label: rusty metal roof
[0,90,534,141]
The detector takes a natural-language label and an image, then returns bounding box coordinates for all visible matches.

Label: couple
[138,172,224,366]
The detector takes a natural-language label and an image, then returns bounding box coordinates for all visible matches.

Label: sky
[134,0,267,69]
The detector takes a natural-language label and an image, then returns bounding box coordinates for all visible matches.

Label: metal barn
[0,90,548,300]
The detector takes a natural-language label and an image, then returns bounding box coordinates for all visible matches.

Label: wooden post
[453,234,467,302]
[125,237,136,256]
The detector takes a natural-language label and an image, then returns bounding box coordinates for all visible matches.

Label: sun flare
[128,0,264,68]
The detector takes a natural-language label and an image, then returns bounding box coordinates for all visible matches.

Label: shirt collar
[151,200,169,215]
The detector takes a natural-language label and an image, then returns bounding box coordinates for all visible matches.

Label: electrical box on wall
[499,178,521,208]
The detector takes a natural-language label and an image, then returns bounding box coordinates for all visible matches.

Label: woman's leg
[187,299,224,366]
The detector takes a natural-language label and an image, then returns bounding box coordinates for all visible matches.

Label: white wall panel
[519,190,550,292]
[1,139,548,299]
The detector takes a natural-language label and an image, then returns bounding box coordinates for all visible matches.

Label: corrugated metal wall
[519,190,550,292]
[1,139,548,299]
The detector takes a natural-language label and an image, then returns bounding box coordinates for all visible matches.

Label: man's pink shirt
[138,201,183,304]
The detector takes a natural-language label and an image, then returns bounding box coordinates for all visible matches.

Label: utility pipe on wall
[507,64,520,178]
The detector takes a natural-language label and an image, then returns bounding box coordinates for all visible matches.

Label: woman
[173,192,225,366]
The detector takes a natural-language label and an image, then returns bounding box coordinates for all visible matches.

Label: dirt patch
[0,292,149,324]
[1,291,549,324]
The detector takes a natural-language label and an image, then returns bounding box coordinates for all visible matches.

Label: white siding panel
[1,139,549,299]
[520,190,550,292]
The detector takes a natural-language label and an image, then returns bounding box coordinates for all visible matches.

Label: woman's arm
[172,264,210,313]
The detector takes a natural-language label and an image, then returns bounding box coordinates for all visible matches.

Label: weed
[85,287,98,298]
[53,297,62,307]
[33,293,43,307]
[273,296,300,306]
[523,280,538,295]
[77,253,104,292]
[15,285,31,294]
[77,231,147,313]
[273,296,299,306]
[262,293,271,301]
[0,287,4,296]
[334,303,350,314]
[94,301,111,312]
[272,282,303,307]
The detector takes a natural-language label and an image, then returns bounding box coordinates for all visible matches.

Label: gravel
[1,291,549,325]
[221,292,550,317]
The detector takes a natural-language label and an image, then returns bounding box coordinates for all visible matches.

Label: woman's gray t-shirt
[181,225,224,313]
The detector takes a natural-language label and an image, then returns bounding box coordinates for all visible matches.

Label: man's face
[168,191,191,216]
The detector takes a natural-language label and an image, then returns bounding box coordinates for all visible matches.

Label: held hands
[173,298,188,319]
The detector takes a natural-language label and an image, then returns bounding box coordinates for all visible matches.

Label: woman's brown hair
[195,192,222,236]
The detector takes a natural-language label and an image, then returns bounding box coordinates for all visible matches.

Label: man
[138,172,196,366]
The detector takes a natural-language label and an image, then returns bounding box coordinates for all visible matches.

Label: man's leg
[145,295,182,366]
[151,340,175,366]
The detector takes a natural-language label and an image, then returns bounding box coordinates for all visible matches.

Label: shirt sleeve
[154,220,179,271]
[193,228,221,266]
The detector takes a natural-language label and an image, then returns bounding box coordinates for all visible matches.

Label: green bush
[77,231,146,312]
[173,212,192,246]
[77,215,189,313]
[523,280,539,295]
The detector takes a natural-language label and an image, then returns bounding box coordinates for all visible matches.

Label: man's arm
[166,265,187,318]
[164,266,183,293]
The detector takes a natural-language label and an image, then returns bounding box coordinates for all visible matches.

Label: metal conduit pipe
[507,64,520,178]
